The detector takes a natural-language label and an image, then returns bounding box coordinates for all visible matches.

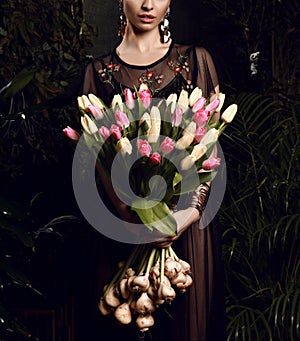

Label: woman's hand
[153,207,200,248]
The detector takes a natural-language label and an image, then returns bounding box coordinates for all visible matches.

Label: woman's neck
[116,26,172,66]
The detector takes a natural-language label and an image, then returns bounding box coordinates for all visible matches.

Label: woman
[81,1,225,340]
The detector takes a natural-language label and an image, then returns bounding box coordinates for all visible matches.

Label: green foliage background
[0,0,94,339]
[200,0,300,339]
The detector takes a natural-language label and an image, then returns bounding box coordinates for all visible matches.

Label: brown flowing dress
[81,42,225,341]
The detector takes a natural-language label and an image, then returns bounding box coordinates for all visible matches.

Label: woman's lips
[138,14,156,23]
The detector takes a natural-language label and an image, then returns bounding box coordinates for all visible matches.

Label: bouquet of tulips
[64,84,237,236]
[64,84,237,332]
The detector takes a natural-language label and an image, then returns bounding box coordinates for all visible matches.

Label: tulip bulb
[178,259,191,273]
[119,278,130,299]
[136,314,155,332]
[125,268,135,278]
[147,285,158,300]
[127,275,137,291]
[104,285,120,308]
[114,302,132,325]
[176,274,193,293]
[135,292,156,314]
[157,282,176,303]
[130,275,150,292]
[164,257,182,279]
[149,263,160,282]
[98,297,112,316]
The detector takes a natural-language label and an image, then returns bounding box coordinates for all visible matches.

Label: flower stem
[169,246,179,261]
[218,122,226,134]
[160,248,165,283]
[104,244,141,296]
[137,245,151,275]
[145,247,157,276]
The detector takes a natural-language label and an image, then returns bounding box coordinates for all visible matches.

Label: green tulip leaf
[173,171,217,195]
[131,199,177,236]
[173,172,182,190]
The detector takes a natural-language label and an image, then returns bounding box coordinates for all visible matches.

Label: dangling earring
[118,1,127,37]
[160,8,171,44]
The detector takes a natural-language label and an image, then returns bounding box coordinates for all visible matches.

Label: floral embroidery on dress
[167,49,193,91]
[137,69,164,95]
[98,62,121,88]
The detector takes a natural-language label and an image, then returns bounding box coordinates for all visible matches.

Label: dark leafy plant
[0,192,81,340]
[0,0,95,101]
[0,195,40,339]
[0,0,94,192]
[0,1,93,339]
[220,92,300,340]
[201,0,300,97]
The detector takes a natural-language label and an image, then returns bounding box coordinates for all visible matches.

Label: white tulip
[201,128,219,145]
[177,89,189,112]
[81,114,98,135]
[111,94,123,110]
[189,87,202,107]
[221,104,238,123]
[88,93,105,110]
[116,137,133,156]
[148,106,161,143]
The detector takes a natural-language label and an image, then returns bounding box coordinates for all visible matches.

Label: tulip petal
[221,104,238,123]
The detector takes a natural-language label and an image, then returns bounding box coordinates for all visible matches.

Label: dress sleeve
[82,61,113,105]
[82,62,98,95]
[191,46,219,98]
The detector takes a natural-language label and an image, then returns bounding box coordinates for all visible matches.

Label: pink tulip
[194,127,207,143]
[99,126,110,139]
[202,157,221,170]
[124,88,135,110]
[193,108,210,127]
[110,124,122,140]
[63,126,80,140]
[87,105,103,120]
[160,137,175,154]
[138,139,152,157]
[205,98,220,113]
[115,109,130,128]
[172,108,183,127]
[138,89,152,109]
[149,152,161,165]
[192,97,206,112]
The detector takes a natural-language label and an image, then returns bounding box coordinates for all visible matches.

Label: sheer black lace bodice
[83,42,218,104]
